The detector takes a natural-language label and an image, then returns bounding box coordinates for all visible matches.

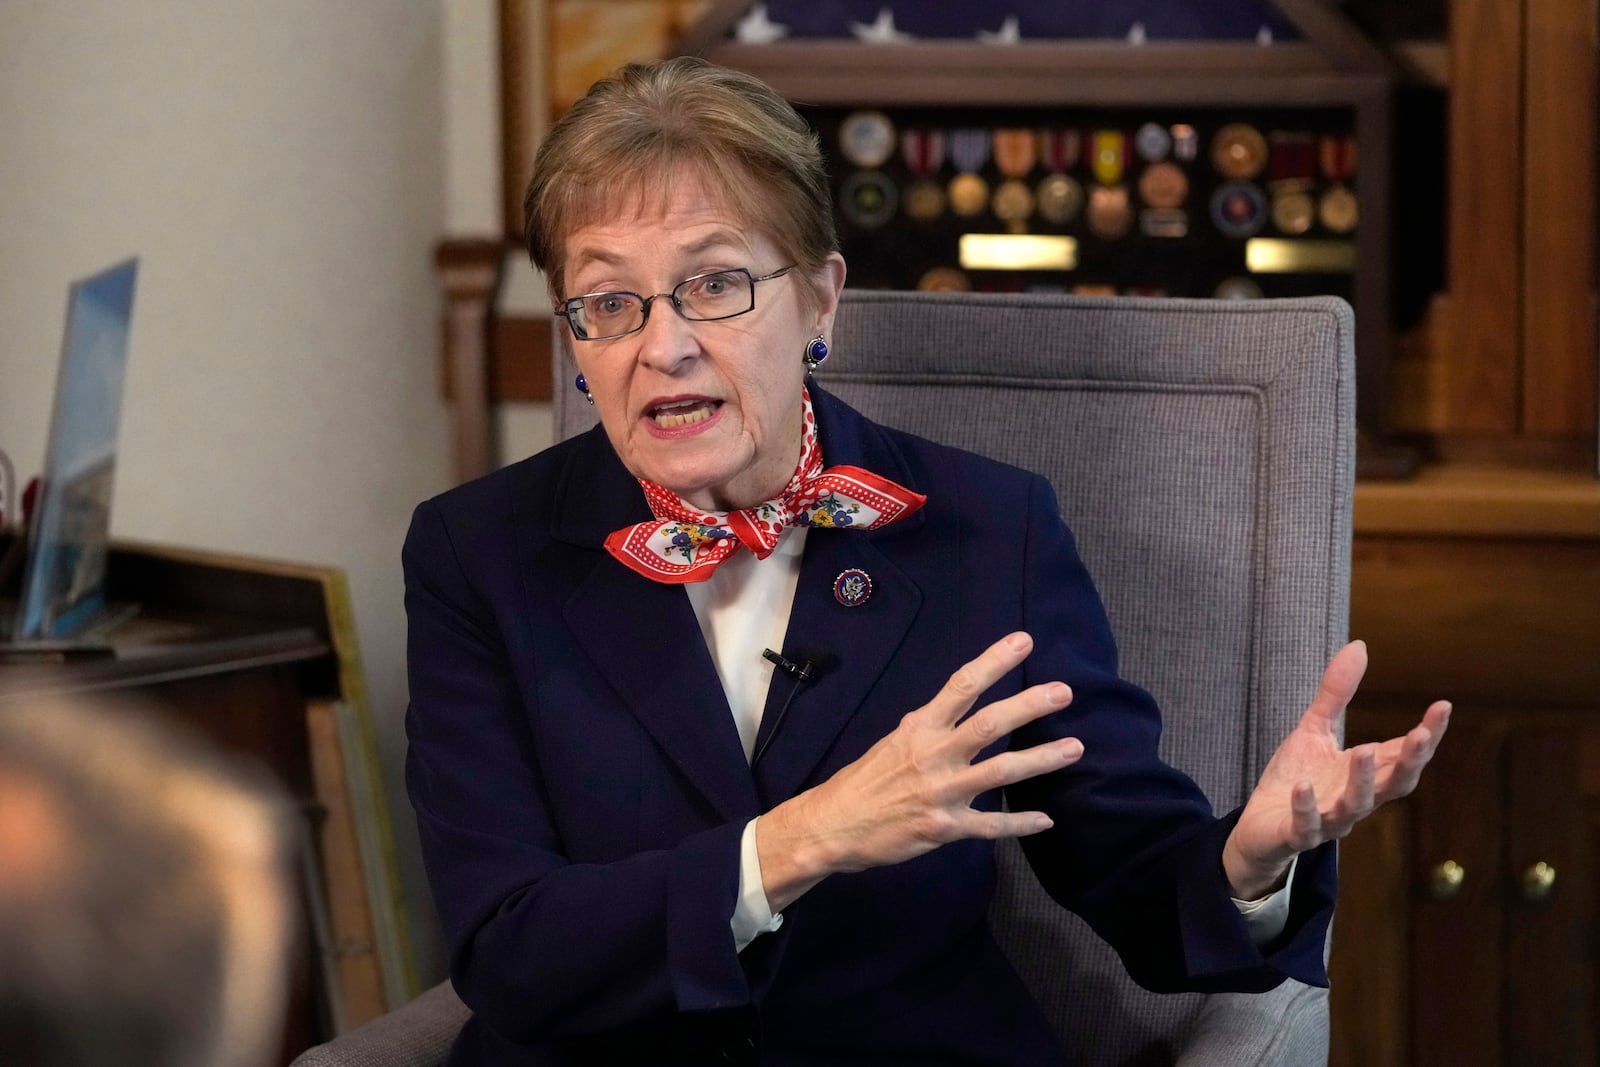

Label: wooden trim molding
[434,238,505,483]
[1521,0,1598,437]
[1442,0,1533,434]
[499,0,531,239]
[439,312,553,407]
[1355,462,1600,539]
[499,0,550,239]
[493,314,554,403]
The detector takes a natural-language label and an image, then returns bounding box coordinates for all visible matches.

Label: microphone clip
[762,647,816,683]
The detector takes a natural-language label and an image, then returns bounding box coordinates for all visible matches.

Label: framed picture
[498,0,730,237]
[13,258,139,641]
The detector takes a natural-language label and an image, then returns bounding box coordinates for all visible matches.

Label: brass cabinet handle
[1522,862,1556,902]
[1429,860,1465,900]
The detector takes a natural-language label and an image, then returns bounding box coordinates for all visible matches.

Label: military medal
[992,129,1036,178]
[917,266,971,292]
[1036,174,1084,225]
[1090,130,1128,187]
[991,180,1035,227]
[1170,123,1199,162]
[1210,180,1267,238]
[1211,122,1268,180]
[1085,130,1131,238]
[1037,128,1081,172]
[1317,133,1359,233]
[1137,161,1188,209]
[1035,129,1083,225]
[899,181,941,221]
[1134,121,1172,162]
[900,128,947,220]
[1214,276,1264,300]
[839,169,898,229]
[839,110,896,168]
[948,128,992,217]
[1267,131,1316,235]
[991,128,1037,229]
[1136,159,1188,237]
[1318,186,1359,233]
[902,181,944,221]
[947,174,989,217]
[1271,190,1315,235]
[1087,183,1133,239]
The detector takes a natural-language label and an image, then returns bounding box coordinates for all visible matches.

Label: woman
[404,57,1447,1065]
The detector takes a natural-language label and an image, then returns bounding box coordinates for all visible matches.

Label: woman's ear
[811,252,848,336]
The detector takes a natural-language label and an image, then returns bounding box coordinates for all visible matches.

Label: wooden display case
[446,1,1406,483]
[687,0,1400,455]
[1336,468,1600,1065]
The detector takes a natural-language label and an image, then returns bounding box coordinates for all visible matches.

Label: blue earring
[575,373,594,405]
[804,336,829,370]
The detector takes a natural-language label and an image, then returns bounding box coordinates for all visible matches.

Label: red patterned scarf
[604,388,925,584]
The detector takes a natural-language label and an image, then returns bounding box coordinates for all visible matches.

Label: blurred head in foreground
[0,697,295,1067]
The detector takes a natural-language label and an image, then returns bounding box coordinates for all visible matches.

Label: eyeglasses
[559,265,796,341]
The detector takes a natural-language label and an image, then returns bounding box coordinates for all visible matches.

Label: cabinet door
[1336,709,1600,1066]
[1328,772,1412,1067]
[1407,708,1506,1066]
[1504,726,1596,1064]
[1332,701,1498,1066]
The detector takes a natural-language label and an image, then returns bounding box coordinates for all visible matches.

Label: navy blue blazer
[403,386,1335,1066]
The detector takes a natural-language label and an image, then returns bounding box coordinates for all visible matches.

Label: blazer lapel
[548,429,759,824]
[751,388,932,806]
[752,529,921,807]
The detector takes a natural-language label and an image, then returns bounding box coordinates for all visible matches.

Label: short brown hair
[524,56,836,300]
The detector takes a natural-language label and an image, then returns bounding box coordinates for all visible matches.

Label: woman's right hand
[755,631,1084,912]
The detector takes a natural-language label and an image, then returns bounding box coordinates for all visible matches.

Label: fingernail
[1061,739,1083,761]
[1006,632,1030,652]
[1045,682,1071,706]
[1033,814,1053,831]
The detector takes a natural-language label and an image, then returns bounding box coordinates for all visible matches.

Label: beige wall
[0,1,458,984]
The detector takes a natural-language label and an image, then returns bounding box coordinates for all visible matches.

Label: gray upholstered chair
[293,290,1353,1067]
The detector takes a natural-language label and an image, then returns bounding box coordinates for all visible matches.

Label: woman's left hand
[1221,640,1451,899]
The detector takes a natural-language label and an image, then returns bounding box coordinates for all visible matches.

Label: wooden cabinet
[1337,705,1599,1065]
[1391,0,1597,458]
[1331,468,1600,1065]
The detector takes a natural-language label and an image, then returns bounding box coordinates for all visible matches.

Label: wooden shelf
[1356,463,1600,539]
[701,41,1387,106]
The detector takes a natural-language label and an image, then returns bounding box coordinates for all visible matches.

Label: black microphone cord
[753,648,821,766]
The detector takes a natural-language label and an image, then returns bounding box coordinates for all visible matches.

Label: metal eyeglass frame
[559,265,796,341]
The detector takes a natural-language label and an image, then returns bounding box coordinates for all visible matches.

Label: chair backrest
[553,290,1354,1063]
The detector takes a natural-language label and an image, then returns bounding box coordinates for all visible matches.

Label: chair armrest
[289,981,470,1067]
[1177,982,1329,1067]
